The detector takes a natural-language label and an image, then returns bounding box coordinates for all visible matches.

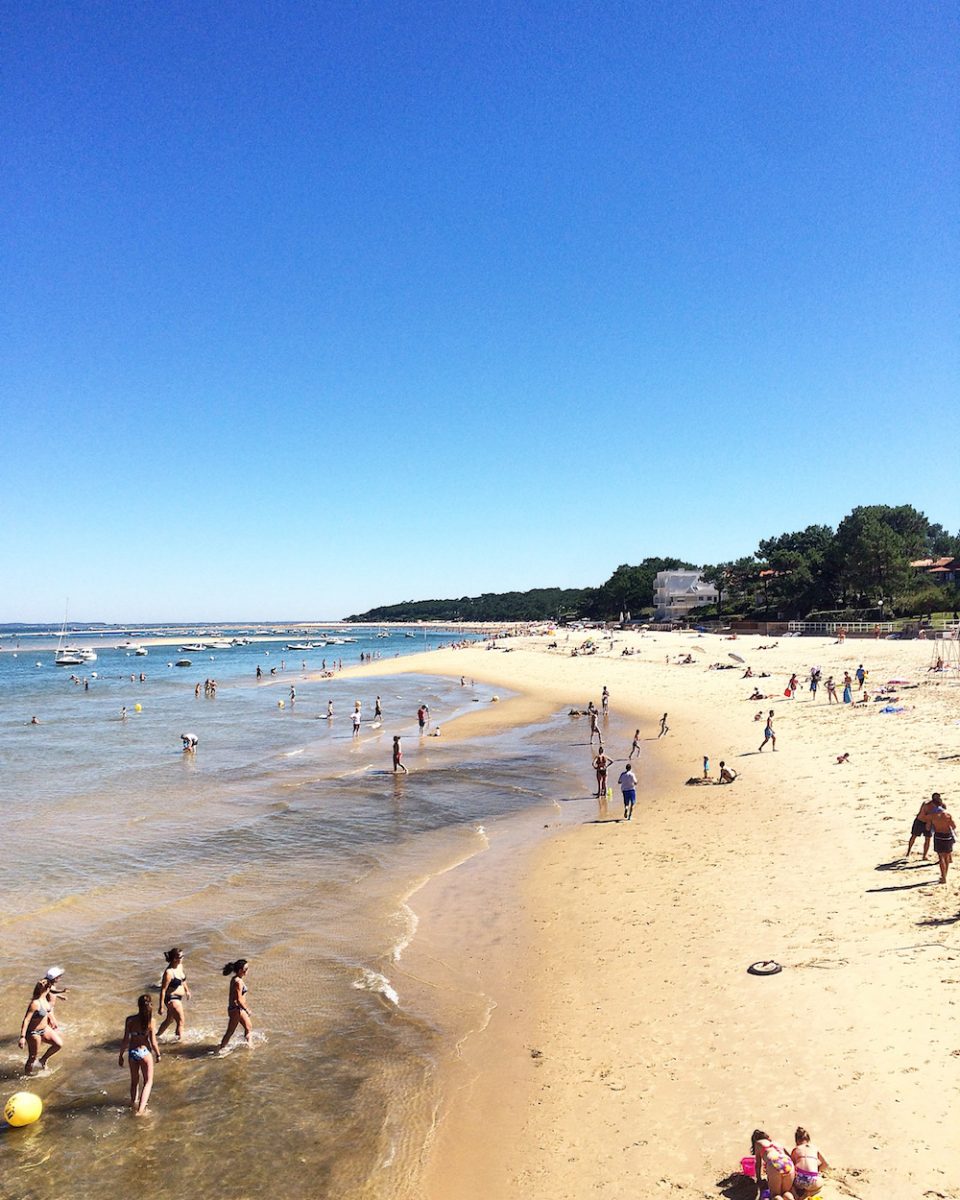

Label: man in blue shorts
[618,763,638,820]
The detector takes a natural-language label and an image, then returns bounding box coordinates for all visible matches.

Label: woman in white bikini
[791,1127,828,1196]
[751,1129,796,1198]
[119,994,161,1115]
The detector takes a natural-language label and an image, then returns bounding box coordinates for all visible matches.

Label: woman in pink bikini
[751,1129,796,1198]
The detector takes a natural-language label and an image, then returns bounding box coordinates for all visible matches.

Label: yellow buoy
[4,1091,42,1126]
[134,703,142,712]
[278,700,285,708]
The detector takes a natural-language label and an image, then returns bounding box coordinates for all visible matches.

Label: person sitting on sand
[717,761,737,784]
[791,1127,828,1197]
[751,1130,796,1198]
[906,794,937,859]
[742,666,753,678]
[749,688,765,701]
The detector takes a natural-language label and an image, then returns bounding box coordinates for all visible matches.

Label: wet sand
[363,630,960,1199]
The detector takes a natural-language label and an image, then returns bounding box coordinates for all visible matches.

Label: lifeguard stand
[931,632,960,676]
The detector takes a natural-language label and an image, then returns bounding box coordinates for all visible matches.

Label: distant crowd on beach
[12,953,253,1116]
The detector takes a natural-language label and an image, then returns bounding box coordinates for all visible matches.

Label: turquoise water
[0,630,584,1199]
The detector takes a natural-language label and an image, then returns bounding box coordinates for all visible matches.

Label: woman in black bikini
[18,978,64,1074]
[119,994,161,1115]
[218,959,252,1050]
[157,947,191,1041]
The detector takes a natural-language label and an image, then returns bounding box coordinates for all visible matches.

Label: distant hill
[345,587,593,623]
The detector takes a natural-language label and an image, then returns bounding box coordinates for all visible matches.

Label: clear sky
[3,1,957,622]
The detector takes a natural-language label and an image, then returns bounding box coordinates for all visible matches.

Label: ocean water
[0,631,584,1199]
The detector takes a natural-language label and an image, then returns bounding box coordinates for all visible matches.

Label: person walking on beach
[326,700,334,719]
[18,976,65,1074]
[630,729,641,756]
[392,735,407,773]
[842,671,853,704]
[157,948,190,1041]
[759,711,776,752]
[601,686,609,716]
[928,796,955,884]
[587,703,600,744]
[219,960,253,1051]
[658,713,669,738]
[119,994,161,1116]
[618,763,637,820]
[593,746,612,803]
[855,664,865,689]
[786,673,798,698]
[906,794,938,859]
[702,755,710,780]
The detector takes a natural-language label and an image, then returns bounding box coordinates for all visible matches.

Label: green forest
[345,505,960,624]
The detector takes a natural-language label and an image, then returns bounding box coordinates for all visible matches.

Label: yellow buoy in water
[4,1091,42,1126]
[278,700,285,708]
[134,703,142,712]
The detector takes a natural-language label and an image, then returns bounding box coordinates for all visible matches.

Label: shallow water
[0,633,587,1198]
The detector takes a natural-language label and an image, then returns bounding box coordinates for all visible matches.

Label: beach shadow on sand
[875,859,932,872]
[715,1173,756,1198]
[866,880,937,894]
[916,913,960,927]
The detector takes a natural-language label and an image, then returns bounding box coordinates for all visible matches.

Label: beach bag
[784,687,792,697]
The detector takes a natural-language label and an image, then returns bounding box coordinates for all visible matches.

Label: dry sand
[350,630,960,1199]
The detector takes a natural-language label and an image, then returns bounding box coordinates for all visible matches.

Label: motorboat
[55,649,86,666]
[285,642,313,651]
[180,643,207,653]
[208,640,232,650]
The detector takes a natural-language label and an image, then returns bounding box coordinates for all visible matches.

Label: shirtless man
[906,794,938,860]
[927,796,955,884]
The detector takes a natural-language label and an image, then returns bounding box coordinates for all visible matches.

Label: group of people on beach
[15,952,253,1116]
[751,1127,828,1197]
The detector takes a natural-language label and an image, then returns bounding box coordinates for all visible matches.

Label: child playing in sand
[791,1127,828,1196]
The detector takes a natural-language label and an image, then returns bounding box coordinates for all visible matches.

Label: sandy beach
[349,629,960,1199]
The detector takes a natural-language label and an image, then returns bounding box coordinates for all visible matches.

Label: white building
[653,570,718,622]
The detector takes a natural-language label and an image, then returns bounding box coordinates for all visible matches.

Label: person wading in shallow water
[119,993,161,1116]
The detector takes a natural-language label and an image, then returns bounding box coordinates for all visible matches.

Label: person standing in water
[119,994,161,1116]
[392,735,407,773]
[351,708,362,738]
[219,960,252,1050]
[374,695,382,721]
[18,977,65,1073]
[157,948,191,1041]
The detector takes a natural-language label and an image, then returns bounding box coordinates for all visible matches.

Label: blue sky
[2,1,957,621]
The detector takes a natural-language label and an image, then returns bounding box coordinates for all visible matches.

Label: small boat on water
[180,643,207,653]
[175,658,192,667]
[55,649,86,666]
[285,642,313,651]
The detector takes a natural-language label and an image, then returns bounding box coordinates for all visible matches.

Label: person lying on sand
[835,752,850,764]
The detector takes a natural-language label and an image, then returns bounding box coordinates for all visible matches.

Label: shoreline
[373,631,960,1199]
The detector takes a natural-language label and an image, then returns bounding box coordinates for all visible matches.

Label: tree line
[345,505,960,624]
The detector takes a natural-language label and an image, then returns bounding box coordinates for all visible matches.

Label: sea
[0,626,589,1199]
